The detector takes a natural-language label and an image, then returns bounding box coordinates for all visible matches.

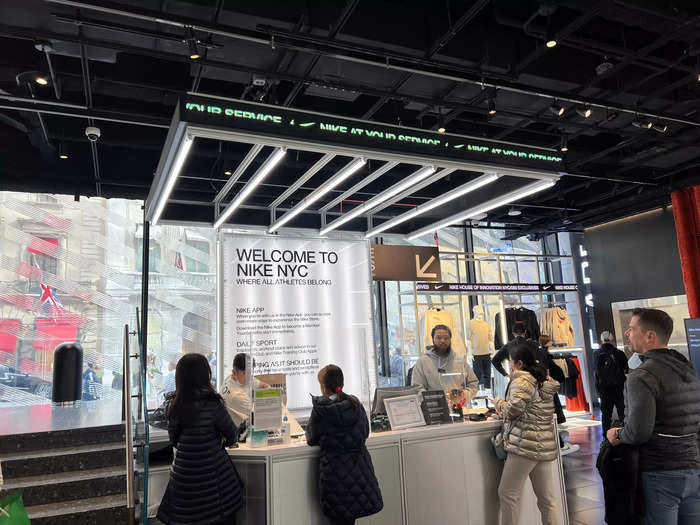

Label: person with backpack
[306,364,383,525]
[594,331,629,434]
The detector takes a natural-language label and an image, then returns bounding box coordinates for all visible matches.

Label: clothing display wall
[420,308,467,355]
[541,307,575,347]
[494,307,541,349]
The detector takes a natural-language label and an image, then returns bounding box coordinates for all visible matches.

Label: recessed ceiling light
[224,170,232,176]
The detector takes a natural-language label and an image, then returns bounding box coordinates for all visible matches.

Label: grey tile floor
[563,424,607,525]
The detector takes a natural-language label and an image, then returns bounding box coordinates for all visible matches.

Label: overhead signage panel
[370,244,442,282]
[416,282,578,293]
[181,95,565,171]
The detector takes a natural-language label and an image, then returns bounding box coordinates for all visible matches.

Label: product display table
[149,419,568,525]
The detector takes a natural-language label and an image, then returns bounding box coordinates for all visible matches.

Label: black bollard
[52,342,83,404]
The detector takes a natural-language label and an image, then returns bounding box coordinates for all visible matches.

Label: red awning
[33,318,78,351]
[0,319,20,353]
[27,237,58,255]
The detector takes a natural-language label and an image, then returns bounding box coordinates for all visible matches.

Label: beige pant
[498,453,558,525]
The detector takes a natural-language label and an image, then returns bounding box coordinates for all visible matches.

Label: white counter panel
[270,441,403,525]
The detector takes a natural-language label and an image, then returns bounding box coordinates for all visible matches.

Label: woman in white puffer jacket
[495,343,561,525]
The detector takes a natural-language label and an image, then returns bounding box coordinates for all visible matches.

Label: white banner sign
[223,235,374,411]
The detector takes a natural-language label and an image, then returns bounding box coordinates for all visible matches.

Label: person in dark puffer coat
[157,353,243,525]
[306,364,383,525]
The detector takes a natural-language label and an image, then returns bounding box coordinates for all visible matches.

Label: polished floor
[562,420,607,524]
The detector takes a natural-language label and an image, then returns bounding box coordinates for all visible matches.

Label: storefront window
[0,192,142,410]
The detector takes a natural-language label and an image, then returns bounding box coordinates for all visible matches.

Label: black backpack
[597,351,624,389]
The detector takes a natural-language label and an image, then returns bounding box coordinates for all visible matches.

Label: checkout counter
[148,416,569,525]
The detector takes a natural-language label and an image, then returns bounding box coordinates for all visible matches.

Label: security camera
[85,126,101,142]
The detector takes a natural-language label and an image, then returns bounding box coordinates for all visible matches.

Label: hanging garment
[541,307,575,347]
[552,359,569,378]
[565,357,589,412]
[494,307,541,349]
[468,318,493,356]
[420,308,467,355]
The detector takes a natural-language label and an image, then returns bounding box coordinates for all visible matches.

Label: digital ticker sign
[181,95,565,171]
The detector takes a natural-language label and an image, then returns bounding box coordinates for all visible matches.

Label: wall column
[671,186,700,318]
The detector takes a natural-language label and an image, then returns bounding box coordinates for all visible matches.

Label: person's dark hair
[508,343,547,386]
[318,364,361,408]
[233,352,247,372]
[632,308,673,345]
[431,324,452,338]
[87,362,95,369]
[168,353,220,424]
[512,322,527,336]
[539,334,551,347]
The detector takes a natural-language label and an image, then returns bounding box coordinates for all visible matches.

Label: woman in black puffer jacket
[306,364,383,525]
[157,353,243,525]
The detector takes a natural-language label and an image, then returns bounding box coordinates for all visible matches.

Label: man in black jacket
[491,322,538,377]
[607,308,700,524]
[594,331,629,434]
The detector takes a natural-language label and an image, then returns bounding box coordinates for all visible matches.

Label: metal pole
[216,231,225,390]
[139,216,150,420]
[123,324,136,525]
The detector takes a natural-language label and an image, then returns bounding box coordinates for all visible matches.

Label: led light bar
[319,165,436,235]
[364,172,500,238]
[151,135,194,226]
[407,178,557,240]
[268,157,366,233]
[214,147,286,229]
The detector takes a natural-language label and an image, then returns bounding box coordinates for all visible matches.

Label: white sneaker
[560,443,580,456]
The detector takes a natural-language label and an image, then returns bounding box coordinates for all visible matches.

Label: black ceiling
[2,0,700,238]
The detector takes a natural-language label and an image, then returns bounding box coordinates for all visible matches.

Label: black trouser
[552,392,565,447]
[472,354,492,388]
[600,387,625,434]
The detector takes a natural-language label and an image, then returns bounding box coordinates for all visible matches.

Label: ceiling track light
[320,165,437,236]
[576,105,592,118]
[363,172,500,238]
[549,100,564,117]
[507,207,522,216]
[437,106,446,133]
[406,178,557,240]
[214,147,286,229]
[58,142,68,159]
[653,123,667,133]
[184,27,200,59]
[269,158,366,233]
[560,135,568,152]
[35,76,49,86]
[632,115,652,129]
[488,96,497,115]
[545,15,557,48]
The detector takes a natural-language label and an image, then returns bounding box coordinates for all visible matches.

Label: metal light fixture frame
[146,93,565,235]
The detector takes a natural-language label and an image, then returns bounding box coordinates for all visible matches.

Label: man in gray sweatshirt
[410,324,478,402]
[606,308,700,524]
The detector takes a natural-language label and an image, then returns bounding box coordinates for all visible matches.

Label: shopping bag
[0,493,31,525]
